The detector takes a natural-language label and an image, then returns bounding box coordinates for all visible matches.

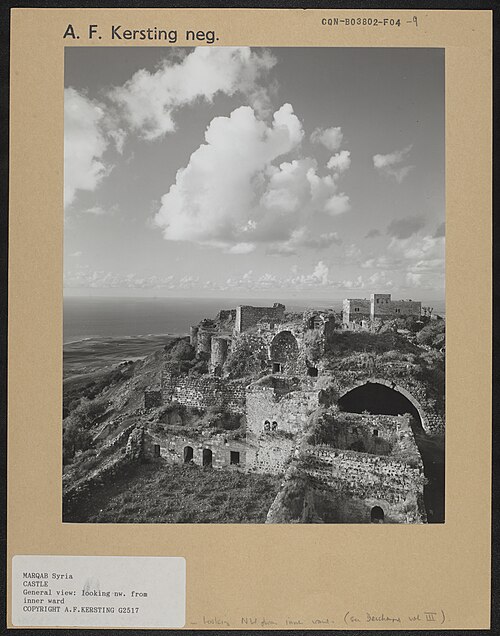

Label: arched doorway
[370,506,384,523]
[183,446,193,463]
[338,382,444,523]
[202,448,213,467]
[270,331,299,375]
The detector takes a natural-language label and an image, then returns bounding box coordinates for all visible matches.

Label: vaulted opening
[338,382,444,524]
[202,448,213,467]
[338,382,423,430]
[183,446,193,463]
[370,506,384,523]
[270,331,299,375]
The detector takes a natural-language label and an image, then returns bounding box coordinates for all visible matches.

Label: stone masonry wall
[371,294,421,319]
[300,446,426,523]
[146,431,248,470]
[343,298,371,324]
[246,383,320,437]
[235,304,285,333]
[245,435,296,475]
[162,371,246,414]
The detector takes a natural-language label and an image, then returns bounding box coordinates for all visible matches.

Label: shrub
[168,340,195,361]
[303,329,323,362]
[416,321,445,349]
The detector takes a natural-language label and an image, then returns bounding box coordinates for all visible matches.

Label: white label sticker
[12,555,186,628]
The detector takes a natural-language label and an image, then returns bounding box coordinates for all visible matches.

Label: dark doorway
[153,444,161,458]
[307,366,319,377]
[338,382,444,523]
[370,506,385,523]
[183,446,193,463]
[202,448,213,467]
[272,362,283,373]
[230,451,240,465]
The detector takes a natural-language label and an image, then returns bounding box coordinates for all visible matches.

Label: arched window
[264,420,271,431]
[271,421,278,431]
[370,506,384,523]
[202,448,213,467]
[183,446,193,463]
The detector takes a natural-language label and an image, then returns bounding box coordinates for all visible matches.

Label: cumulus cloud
[387,215,425,239]
[327,150,351,173]
[109,47,276,140]
[266,228,341,256]
[390,234,445,291]
[373,144,414,182]
[311,127,343,151]
[361,255,403,270]
[360,229,444,292]
[389,234,444,262]
[154,104,351,253]
[64,88,111,207]
[64,266,177,290]
[220,261,334,291]
[81,204,118,216]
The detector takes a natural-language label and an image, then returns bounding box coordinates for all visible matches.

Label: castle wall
[235,303,285,333]
[301,446,426,523]
[162,370,246,414]
[371,294,421,319]
[246,383,320,438]
[245,436,296,475]
[269,330,302,374]
[189,326,199,348]
[210,336,229,375]
[196,327,217,355]
[343,298,371,324]
[325,367,444,435]
[148,433,248,470]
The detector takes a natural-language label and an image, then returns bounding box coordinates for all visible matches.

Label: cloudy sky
[64,47,444,300]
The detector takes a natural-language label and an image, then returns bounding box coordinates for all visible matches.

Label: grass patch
[70,461,280,524]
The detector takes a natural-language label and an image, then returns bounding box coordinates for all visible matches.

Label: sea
[63,296,445,378]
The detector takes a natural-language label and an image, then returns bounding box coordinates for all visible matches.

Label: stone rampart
[235,303,285,333]
[147,431,248,470]
[246,380,320,437]
[162,371,246,414]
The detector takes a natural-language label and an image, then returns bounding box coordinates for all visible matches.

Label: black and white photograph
[62,46,445,525]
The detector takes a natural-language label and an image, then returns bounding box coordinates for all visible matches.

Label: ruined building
[139,296,442,524]
[343,293,422,328]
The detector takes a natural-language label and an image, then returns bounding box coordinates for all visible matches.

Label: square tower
[370,293,392,319]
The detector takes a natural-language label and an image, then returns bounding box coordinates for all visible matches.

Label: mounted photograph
[62,46,445,525]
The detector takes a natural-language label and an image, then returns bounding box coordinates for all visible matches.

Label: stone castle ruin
[139,294,444,524]
[343,293,422,329]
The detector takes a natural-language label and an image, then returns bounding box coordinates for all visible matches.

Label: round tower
[196,328,214,356]
[210,337,229,375]
[190,325,199,348]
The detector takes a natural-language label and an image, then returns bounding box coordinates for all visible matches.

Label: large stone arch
[337,378,430,434]
[269,330,300,375]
